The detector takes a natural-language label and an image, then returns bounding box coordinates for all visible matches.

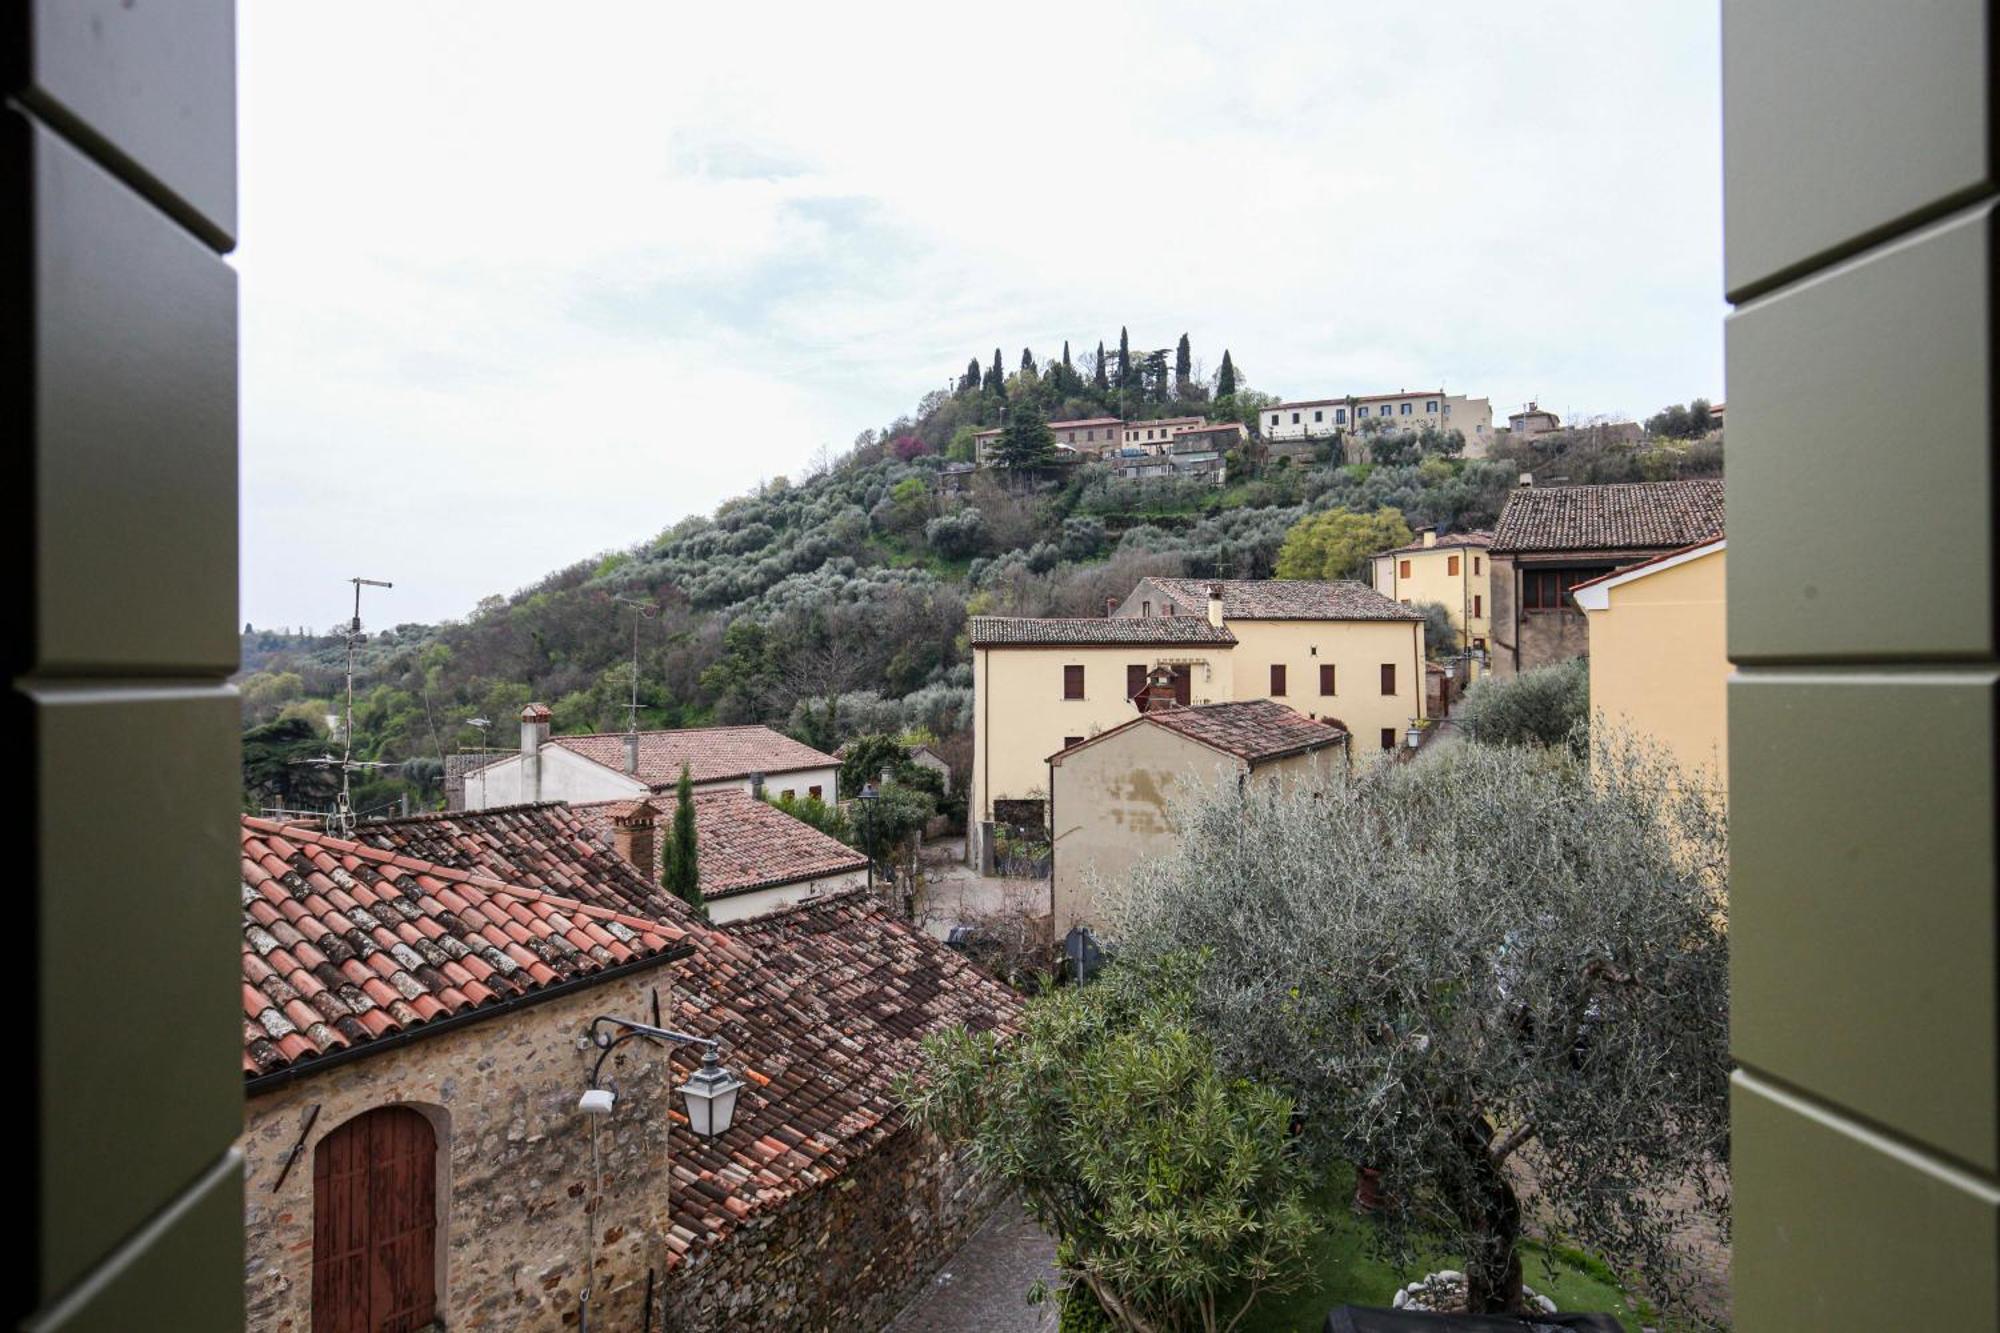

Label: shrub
[1457,656,1589,751]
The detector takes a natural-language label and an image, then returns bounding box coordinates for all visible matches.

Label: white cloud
[240,0,1721,626]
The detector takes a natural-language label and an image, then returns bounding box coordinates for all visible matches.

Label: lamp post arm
[587,1015,719,1089]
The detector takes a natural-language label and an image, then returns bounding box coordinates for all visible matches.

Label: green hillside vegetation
[237,336,1721,815]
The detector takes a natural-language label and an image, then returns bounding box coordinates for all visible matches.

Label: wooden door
[313,1106,439,1333]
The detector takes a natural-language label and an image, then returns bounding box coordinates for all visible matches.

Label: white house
[1263,390,1494,456]
[459,704,841,811]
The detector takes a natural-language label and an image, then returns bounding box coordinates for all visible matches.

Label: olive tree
[1113,739,1729,1317]
[903,965,1319,1333]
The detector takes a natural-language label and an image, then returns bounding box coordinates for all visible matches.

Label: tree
[904,963,1319,1333]
[1117,327,1132,390]
[1021,347,1037,375]
[1094,340,1109,391]
[1216,349,1237,399]
[1175,333,1192,397]
[1115,740,1729,1318]
[1413,600,1459,658]
[960,357,983,395]
[1273,506,1413,580]
[989,347,1006,394]
[661,762,705,917]
[1457,656,1590,752]
[992,402,1058,469]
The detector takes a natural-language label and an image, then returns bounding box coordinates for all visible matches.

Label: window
[1291,411,1300,423]
[1474,556,1482,575]
[1141,600,1152,616]
[1381,728,1397,750]
[1399,559,1412,579]
[1427,400,1438,412]
[809,785,822,799]
[782,788,795,800]
[1400,402,1413,415]
[1319,664,1336,695]
[1270,414,1280,426]
[1335,408,1347,423]
[1474,594,1483,617]
[1522,566,1613,611]
[1313,409,1323,421]
[1448,554,1460,575]
[1381,663,1397,695]
[1063,664,1085,699]
[1127,663,1146,699]
[1356,405,1368,417]
[1270,664,1287,696]
[314,1106,439,1333]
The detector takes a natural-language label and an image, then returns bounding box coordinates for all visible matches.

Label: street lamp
[578,1014,746,1139]
[857,781,881,892]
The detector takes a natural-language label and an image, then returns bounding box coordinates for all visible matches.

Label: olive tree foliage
[1112,740,1730,1319]
[1457,656,1589,752]
[903,964,1319,1333]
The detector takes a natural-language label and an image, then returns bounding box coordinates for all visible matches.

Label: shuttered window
[1380,663,1397,695]
[1319,664,1336,695]
[1270,664,1287,696]
[1063,665,1085,699]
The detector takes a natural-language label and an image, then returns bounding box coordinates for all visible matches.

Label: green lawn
[1236,1181,1654,1333]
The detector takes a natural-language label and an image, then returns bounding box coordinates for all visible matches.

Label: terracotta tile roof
[1142,577,1423,621]
[1052,700,1347,766]
[549,724,837,788]
[354,802,687,921]
[568,792,867,900]
[1380,529,1494,556]
[657,893,1021,1262]
[1491,480,1725,555]
[240,816,690,1078]
[968,616,1236,647]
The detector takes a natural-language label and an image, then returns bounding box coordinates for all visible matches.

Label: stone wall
[242,966,681,1331]
[666,1122,1007,1333]
[242,963,1002,1332]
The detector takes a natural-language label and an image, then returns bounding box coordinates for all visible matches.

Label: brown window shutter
[1064,664,1085,699]
[1319,664,1336,695]
[1381,728,1397,750]
[1270,664,1287,696]
[1381,663,1396,695]
[1448,555,1460,575]
[1127,663,1146,699]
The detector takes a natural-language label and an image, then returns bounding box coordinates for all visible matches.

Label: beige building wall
[1049,730,1336,935]
[1443,394,1494,456]
[1581,545,1728,797]
[971,642,1235,829]
[1224,619,1427,756]
[1371,540,1493,651]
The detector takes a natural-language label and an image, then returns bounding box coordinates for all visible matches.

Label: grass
[1235,1176,1656,1333]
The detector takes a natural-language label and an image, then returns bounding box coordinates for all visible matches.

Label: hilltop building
[459,711,840,811]
[1262,390,1495,456]
[1488,478,1726,677]
[968,578,1425,864]
[972,415,1247,467]
[1506,401,1562,441]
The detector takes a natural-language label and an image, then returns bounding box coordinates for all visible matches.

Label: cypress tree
[1062,340,1073,372]
[1093,341,1109,391]
[961,357,982,394]
[1020,347,1037,375]
[1217,349,1238,398]
[1175,333,1192,395]
[662,762,705,917]
[1117,327,1132,388]
[991,347,1005,393]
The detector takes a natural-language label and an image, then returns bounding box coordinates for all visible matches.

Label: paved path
[884,1198,1059,1333]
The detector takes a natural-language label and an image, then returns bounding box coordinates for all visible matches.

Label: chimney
[1140,666,1182,713]
[521,703,551,802]
[623,731,639,775]
[1105,596,1120,617]
[1422,528,1438,548]
[1519,472,1534,488]
[610,800,658,877]
[1205,583,1225,628]
[750,772,765,800]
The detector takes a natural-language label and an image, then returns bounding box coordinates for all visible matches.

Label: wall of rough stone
[666,1122,1006,1333]
[241,966,681,1332]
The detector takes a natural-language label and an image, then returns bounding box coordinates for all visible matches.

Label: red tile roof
[241,813,1022,1265]
[1139,577,1424,621]
[548,724,837,788]
[1491,480,1725,555]
[567,792,868,900]
[240,816,690,1078]
[968,616,1236,647]
[1379,529,1494,556]
[1052,700,1348,766]
[355,802,688,921]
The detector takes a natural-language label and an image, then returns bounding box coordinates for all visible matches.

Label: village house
[458,708,840,811]
[971,415,1124,463]
[1488,478,1726,678]
[969,578,1424,864]
[1506,400,1562,441]
[1262,390,1495,456]
[1574,537,1729,797]
[1048,699,1349,935]
[1370,528,1495,661]
[239,812,1019,1332]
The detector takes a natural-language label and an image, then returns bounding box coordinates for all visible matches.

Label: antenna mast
[334,577,394,834]
[612,595,659,733]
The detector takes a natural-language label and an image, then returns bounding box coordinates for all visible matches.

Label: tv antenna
[293,577,396,835]
[611,595,659,733]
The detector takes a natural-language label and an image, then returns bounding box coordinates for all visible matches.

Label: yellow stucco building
[1370,528,1493,658]
[968,577,1426,865]
[1573,538,1728,798]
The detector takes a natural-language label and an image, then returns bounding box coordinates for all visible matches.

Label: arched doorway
[312,1105,440,1332]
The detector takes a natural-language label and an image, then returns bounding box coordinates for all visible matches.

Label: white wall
[460,746,647,809]
[704,868,871,924]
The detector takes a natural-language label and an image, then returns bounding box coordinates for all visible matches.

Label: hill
[237,338,1722,815]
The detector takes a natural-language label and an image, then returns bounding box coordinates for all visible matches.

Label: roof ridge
[244,817,688,940]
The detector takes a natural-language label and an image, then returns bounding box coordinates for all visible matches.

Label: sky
[238,2,1724,630]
